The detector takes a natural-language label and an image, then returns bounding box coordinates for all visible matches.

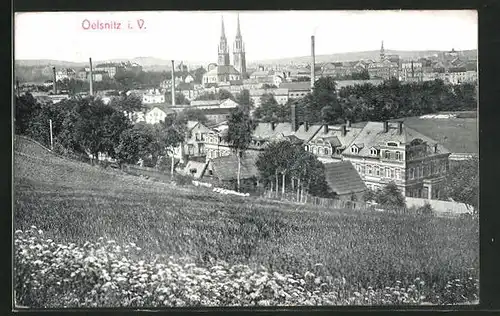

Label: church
[202,15,247,86]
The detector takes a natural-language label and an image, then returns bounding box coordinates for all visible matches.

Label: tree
[375,182,406,210]
[225,105,257,192]
[192,67,207,84]
[442,156,479,214]
[254,93,279,122]
[15,93,41,135]
[194,92,218,101]
[114,123,154,166]
[109,94,144,113]
[177,108,208,125]
[262,83,278,89]
[236,89,253,108]
[158,113,187,176]
[218,89,235,101]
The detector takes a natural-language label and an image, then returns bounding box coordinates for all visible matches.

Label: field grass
[14,136,479,306]
[403,116,478,154]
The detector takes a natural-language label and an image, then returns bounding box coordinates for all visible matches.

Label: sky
[15,10,477,63]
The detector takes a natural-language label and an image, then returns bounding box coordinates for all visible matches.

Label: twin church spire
[218,14,247,78]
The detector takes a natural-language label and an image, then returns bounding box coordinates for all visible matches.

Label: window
[384,150,390,159]
[370,148,378,156]
[387,142,398,147]
[390,168,395,178]
[396,169,401,180]
[410,168,415,179]
[361,165,365,174]
[375,166,380,176]
[351,147,358,154]
[324,148,329,155]
[395,151,401,160]
[304,145,309,152]
[367,165,372,175]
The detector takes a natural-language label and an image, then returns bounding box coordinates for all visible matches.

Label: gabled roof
[191,100,221,106]
[309,125,365,149]
[252,122,294,140]
[323,161,367,195]
[186,121,199,131]
[205,65,241,76]
[292,124,323,142]
[209,153,259,181]
[345,121,451,157]
[183,160,209,179]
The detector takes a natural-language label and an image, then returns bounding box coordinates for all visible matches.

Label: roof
[186,121,199,131]
[191,100,221,106]
[336,79,384,89]
[323,161,367,195]
[310,125,365,149]
[250,70,274,77]
[252,122,294,140]
[292,124,323,142]
[183,160,209,179]
[249,88,289,97]
[205,65,241,76]
[279,82,311,91]
[210,153,259,181]
[346,121,451,157]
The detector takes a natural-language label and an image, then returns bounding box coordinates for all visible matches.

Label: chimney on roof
[311,35,315,92]
[271,122,276,131]
[89,58,94,96]
[323,124,329,134]
[171,60,176,106]
[434,143,438,153]
[291,102,297,132]
[341,125,347,137]
[383,121,389,133]
[346,120,351,128]
[305,122,309,132]
[52,67,57,94]
[398,121,403,135]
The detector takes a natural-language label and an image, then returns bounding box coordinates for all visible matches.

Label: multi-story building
[173,121,212,163]
[55,68,77,81]
[144,106,175,125]
[279,82,310,99]
[142,89,165,104]
[249,88,289,106]
[400,61,423,82]
[338,121,451,199]
[368,41,400,80]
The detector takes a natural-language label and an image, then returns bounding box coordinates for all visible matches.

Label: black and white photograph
[13,10,479,308]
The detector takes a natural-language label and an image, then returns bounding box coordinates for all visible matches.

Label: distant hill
[251,49,478,65]
[15,49,477,71]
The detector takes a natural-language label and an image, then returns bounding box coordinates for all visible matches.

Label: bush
[14,227,479,308]
[375,183,406,210]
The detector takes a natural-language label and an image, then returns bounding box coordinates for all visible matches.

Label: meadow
[14,136,479,307]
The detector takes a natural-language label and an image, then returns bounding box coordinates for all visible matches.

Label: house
[86,63,125,78]
[335,79,384,89]
[144,106,176,125]
[279,82,311,99]
[176,82,199,101]
[204,152,260,191]
[173,121,212,163]
[367,60,399,80]
[400,61,423,82]
[142,89,165,104]
[323,161,368,201]
[341,121,451,199]
[249,88,289,106]
[305,121,366,164]
[181,160,209,179]
[55,68,77,81]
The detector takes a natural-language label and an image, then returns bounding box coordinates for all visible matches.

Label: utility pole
[49,119,54,150]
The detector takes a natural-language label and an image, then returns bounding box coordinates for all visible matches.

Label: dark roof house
[208,153,259,181]
[323,161,368,196]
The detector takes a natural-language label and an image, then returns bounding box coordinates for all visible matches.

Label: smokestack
[341,125,346,137]
[346,120,351,128]
[311,35,315,92]
[171,60,176,106]
[398,121,403,135]
[89,58,94,96]
[383,121,389,133]
[291,102,297,132]
[52,67,57,94]
[323,124,329,134]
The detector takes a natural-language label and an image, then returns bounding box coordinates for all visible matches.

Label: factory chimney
[89,58,94,96]
[310,35,315,92]
[52,67,57,94]
[171,60,176,106]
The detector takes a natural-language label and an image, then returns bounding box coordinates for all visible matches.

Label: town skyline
[15,10,477,64]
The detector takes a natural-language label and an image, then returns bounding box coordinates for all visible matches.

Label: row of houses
[170,109,456,201]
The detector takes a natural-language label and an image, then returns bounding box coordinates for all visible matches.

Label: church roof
[205,65,241,76]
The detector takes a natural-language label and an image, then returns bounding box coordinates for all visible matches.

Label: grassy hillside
[14,136,479,307]
[403,116,478,154]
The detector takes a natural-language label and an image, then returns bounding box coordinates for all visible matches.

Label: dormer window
[324,148,329,155]
[370,148,378,156]
[387,142,398,147]
[351,146,359,154]
[395,151,402,160]
[384,150,390,159]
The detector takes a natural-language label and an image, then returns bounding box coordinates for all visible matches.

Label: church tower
[233,14,247,79]
[380,40,385,61]
[218,16,230,66]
